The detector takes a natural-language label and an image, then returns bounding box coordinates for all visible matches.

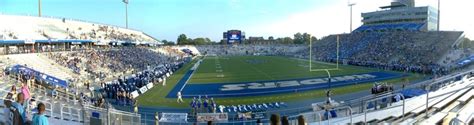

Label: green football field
[189,56,372,84]
[137,56,424,108]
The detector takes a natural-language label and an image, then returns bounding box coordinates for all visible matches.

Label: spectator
[3,95,13,124]
[21,82,31,107]
[12,93,28,124]
[256,119,263,125]
[155,112,159,125]
[281,116,289,125]
[32,103,49,125]
[270,114,280,125]
[30,97,37,113]
[51,86,58,99]
[297,115,306,125]
[10,85,17,99]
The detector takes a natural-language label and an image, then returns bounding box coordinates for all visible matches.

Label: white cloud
[251,0,474,39]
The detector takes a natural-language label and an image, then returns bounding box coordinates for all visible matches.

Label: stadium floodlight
[38,0,41,17]
[348,1,356,32]
[437,0,440,31]
[123,0,129,28]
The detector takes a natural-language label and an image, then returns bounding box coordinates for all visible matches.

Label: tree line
[160,32,319,45]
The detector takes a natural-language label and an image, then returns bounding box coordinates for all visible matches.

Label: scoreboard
[223,30,244,44]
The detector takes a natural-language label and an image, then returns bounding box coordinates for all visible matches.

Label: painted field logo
[167,72,403,98]
[220,74,376,91]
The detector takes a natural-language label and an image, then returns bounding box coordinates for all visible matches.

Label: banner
[238,112,252,119]
[197,113,228,122]
[11,65,68,88]
[131,91,139,98]
[160,113,187,122]
[146,83,154,89]
[139,86,148,94]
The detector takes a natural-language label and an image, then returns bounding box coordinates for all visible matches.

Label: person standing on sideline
[197,95,202,113]
[154,112,160,125]
[177,91,184,103]
[162,78,166,86]
[32,103,49,125]
[133,101,139,115]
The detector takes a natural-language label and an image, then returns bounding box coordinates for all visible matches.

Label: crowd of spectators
[3,66,50,125]
[194,44,305,56]
[101,62,185,106]
[62,23,155,42]
[47,52,82,74]
[45,47,182,81]
[191,31,463,75]
[308,31,464,75]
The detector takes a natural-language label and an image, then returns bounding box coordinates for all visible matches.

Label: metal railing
[154,70,473,124]
[0,77,141,125]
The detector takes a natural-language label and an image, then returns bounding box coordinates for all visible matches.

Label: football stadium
[1,0,473,125]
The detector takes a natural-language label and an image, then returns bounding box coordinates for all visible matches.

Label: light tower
[437,0,440,31]
[348,1,356,32]
[123,0,129,28]
[38,0,41,17]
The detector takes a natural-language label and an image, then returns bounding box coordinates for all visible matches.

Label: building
[355,0,438,32]
[223,30,245,44]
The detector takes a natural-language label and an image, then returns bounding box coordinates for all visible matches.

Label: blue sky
[1,0,473,41]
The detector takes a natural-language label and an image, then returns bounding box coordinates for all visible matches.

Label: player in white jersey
[177,91,183,103]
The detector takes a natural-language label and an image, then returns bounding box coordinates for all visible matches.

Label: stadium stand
[0,14,158,44]
[297,71,473,125]
[1,8,473,124]
[308,31,465,75]
[354,23,426,32]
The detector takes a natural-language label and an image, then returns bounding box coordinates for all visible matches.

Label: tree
[161,40,175,45]
[302,33,311,44]
[459,37,474,49]
[193,38,208,45]
[294,32,303,44]
[311,36,318,43]
[293,32,313,44]
[268,36,274,40]
[177,34,188,45]
[283,37,293,44]
[187,38,193,44]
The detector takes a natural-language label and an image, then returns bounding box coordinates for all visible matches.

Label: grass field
[137,56,424,108]
[189,56,373,84]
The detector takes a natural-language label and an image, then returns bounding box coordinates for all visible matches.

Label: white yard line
[236,58,275,80]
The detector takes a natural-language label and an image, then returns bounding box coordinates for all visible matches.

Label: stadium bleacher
[309,31,464,75]
[1,9,473,124]
[302,71,473,125]
[354,23,426,32]
[0,14,158,44]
